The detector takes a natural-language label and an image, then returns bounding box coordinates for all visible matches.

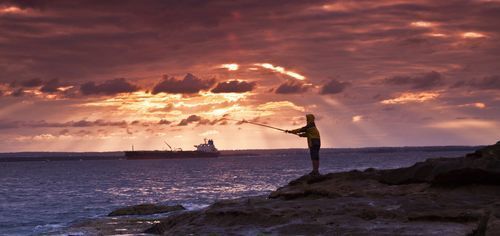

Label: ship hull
[125,151,219,160]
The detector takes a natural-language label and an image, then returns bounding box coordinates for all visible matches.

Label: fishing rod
[243,120,287,132]
[224,118,297,135]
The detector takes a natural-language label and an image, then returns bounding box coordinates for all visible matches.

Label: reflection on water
[0,148,472,235]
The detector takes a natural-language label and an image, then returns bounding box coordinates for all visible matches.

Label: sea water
[0,147,475,235]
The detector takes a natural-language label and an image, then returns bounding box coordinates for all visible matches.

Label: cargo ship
[125,139,219,160]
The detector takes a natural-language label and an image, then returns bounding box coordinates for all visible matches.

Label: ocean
[0,147,476,235]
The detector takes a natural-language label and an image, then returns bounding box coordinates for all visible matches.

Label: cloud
[80,78,139,95]
[158,119,171,125]
[427,119,497,129]
[40,78,63,93]
[257,101,305,112]
[177,114,224,126]
[178,115,202,126]
[1,1,500,149]
[20,78,43,87]
[71,119,127,127]
[199,130,219,136]
[10,78,69,95]
[152,73,215,94]
[0,119,128,129]
[220,63,239,71]
[320,79,350,94]
[453,75,500,90]
[458,102,486,109]
[383,71,443,90]
[211,80,256,93]
[462,32,486,39]
[11,88,24,97]
[381,92,440,104]
[352,115,363,123]
[275,81,309,94]
[255,63,306,80]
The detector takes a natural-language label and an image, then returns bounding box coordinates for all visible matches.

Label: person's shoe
[308,170,320,176]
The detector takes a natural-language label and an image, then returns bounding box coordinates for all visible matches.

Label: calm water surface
[0,148,474,235]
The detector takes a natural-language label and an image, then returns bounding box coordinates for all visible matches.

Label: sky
[0,0,499,152]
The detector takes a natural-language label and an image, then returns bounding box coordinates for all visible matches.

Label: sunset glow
[220,63,239,71]
[255,63,306,80]
[410,21,434,27]
[0,6,22,14]
[0,0,498,151]
[352,115,363,123]
[428,119,497,129]
[381,92,440,104]
[462,32,486,38]
[427,33,447,37]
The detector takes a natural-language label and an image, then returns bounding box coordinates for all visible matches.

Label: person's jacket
[290,122,321,147]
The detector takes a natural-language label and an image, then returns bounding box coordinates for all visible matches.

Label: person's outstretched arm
[286,126,307,135]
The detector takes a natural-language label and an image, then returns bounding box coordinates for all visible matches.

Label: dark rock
[379,141,500,186]
[466,141,500,159]
[108,204,185,216]
[432,168,500,186]
[276,223,328,235]
[355,209,378,220]
[407,210,482,223]
[469,210,491,236]
[485,215,500,236]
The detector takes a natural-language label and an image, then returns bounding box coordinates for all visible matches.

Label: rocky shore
[70,142,500,235]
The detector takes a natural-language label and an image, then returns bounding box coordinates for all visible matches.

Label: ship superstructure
[194,139,218,152]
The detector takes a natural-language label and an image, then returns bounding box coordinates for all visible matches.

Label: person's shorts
[309,139,321,161]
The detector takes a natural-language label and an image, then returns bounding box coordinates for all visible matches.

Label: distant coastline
[0,146,480,162]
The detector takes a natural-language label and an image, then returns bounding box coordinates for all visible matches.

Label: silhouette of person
[286,114,321,175]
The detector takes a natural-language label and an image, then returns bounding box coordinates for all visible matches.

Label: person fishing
[229,114,321,175]
[286,114,321,176]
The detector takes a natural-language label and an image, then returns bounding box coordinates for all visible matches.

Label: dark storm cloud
[158,119,171,125]
[383,71,443,90]
[152,73,215,94]
[71,119,127,127]
[11,88,25,97]
[275,81,309,94]
[177,114,223,126]
[211,80,256,93]
[80,78,139,95]
[0,119,128,129]
[9,78,67,94]
[471,75,500,90]
[1,0,500,87]
[20,78,43,87]
[177,115,202,126]
[320,79,350,94]
[453,75,500,90]
[40,78,62,93]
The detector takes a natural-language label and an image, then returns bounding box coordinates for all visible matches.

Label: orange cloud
[427,33,447,37]
[410,21,434,27]
[257,101,305,112]
[254,63,306,80]
[381,92,439,104]
[220,63,239,71]
[0,6,23,14]
[352,115,363,123]
[459,102,486,109]
[462,32,486,38]
[428,119,496,129]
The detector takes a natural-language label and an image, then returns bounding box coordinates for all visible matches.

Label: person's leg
[309,145,320,175]
[312,160,319,173]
